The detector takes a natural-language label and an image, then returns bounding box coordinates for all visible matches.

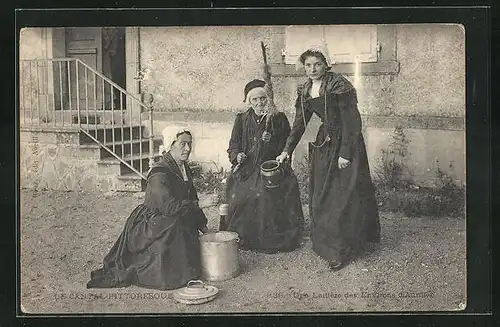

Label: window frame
[272,25,399,77]
[284,24,379,65]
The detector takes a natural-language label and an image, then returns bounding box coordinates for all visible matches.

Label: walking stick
[261,41,276,131]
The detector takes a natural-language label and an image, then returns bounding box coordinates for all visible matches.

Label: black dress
[225,108,304,253]
[87,152,207,290]
[283,71,381,263]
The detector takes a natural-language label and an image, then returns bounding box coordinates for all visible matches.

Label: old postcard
[19,21,466,314]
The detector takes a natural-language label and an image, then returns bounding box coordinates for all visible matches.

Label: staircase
[78,124,164,192]
[20,57,165,192]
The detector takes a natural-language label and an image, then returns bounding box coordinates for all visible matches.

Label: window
[273,25,398,77]
[284,25,379,65]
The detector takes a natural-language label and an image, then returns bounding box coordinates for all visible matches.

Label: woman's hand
[237,152,247,164]
[198,193,219,209]
[276,151,290,164]
[262,131,272,143]
[338,157,351,169]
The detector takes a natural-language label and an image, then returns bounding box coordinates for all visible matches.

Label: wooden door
[65,27,104,111]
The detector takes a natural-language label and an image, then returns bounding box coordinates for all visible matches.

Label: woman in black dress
[225,79,304,253]
[87,130,219,290]
[276,46,381,271]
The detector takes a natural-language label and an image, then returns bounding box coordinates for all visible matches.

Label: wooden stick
[261,41,276,131]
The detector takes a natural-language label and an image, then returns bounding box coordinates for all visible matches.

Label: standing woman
[87,129,219,290]
[225,79,304,253]
[276,45,381,271]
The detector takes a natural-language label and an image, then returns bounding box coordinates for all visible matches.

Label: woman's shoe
[328,261,344,271]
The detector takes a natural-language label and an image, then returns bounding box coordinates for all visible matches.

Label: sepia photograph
[18,22,466,314]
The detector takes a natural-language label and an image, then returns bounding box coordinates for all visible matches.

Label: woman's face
[304,55,327,80]
[249,93,268,115]
[170,133,192,162]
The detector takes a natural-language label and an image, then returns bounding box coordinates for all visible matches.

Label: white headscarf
[158,127,193,155]
[244,86,268,106]
[295,42,333,71]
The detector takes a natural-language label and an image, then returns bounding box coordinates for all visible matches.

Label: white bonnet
[158,127,193,155]
[295,42,333,71]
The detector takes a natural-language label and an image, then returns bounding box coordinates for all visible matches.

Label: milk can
[260,159,284,189]
[199,231,240,281]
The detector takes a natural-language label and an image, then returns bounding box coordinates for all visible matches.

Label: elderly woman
[87,129,219,290]
[276,45,381,271]
[225,79,304,253]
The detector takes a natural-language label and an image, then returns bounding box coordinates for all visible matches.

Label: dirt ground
[20,189,466,314]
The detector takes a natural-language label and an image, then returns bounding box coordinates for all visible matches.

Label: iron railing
[19,58,155,180]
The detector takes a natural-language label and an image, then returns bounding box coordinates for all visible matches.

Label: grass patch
[371,126,465,218]
[374,182,465,218]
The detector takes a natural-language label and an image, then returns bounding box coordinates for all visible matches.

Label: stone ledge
[147,112,465,131]
[269,60,400,77]
[363,115,465,131]
[20,126,80,133]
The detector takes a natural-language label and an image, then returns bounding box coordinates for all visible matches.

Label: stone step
[20,108,137,126]
[116,173,146,192]
[79,125,146,144]
[97,152,161,176]
[96,158,122,176]
[115,174,144,192]
[80,137,163,160]
[72,110,131,125]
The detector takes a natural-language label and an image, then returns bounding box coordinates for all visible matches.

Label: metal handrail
[73,58,152,180]
[19,57,155,181]
[73,59,149,111]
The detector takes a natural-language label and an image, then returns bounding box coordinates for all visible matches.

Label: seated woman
[87,129,219,290]
[224,79,304,254]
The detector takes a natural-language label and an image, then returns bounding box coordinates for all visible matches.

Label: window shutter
[285,25,378,64]
[284,25,324,65]
[324,25,378,63]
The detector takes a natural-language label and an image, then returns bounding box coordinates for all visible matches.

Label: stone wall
[18,25,466,190]
[139,26,280,113]
[20,129,120,192]
[139,24,465,117]
[394,24,465,117]
[364,127,465,187]
[146,112,465,187]
[139,24,465,186]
